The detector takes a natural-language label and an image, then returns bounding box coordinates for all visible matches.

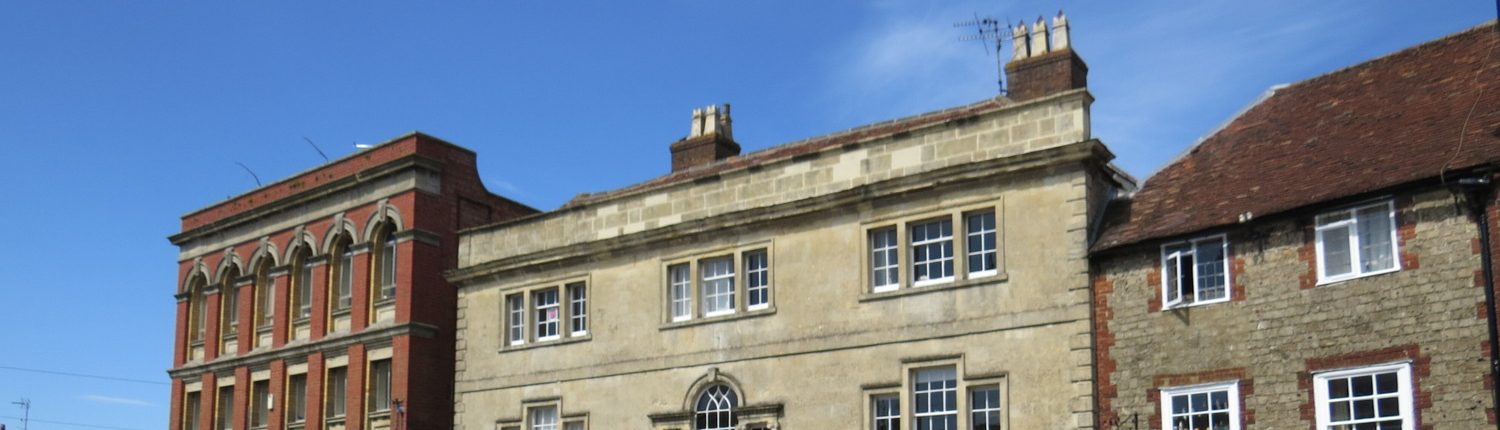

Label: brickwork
[1093,188,1491,429]
[168,133,533,430]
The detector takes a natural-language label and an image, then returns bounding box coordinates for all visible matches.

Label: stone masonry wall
[459,91,1092,267]
[1094,188,1490,429]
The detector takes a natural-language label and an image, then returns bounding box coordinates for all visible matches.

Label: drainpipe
[1457,175,1500,429]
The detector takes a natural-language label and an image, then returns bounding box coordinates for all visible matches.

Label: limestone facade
[450,84,1128,429]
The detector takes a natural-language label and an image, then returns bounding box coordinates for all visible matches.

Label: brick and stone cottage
[1089,22,1500,430]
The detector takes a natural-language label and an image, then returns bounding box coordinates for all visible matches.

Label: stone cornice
[448,139,1111,286]
[168,155,445,246]
[166,322,438,379]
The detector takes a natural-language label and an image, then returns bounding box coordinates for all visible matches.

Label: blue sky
[0,1,1491,429]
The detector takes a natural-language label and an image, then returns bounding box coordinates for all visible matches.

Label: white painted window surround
[1316,200,1400,284]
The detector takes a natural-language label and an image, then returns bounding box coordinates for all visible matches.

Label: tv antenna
[235,162,262,187]
[11,398,28,430]
[955,13,1011,94]
[303,136,329,162]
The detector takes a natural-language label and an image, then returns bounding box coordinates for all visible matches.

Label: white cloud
[80,394,153,407]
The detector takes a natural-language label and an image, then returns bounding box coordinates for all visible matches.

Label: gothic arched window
[694,385,738,430]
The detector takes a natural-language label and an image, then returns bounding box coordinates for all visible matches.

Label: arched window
[694,385,737,430]
[220,267,241,338]
[253,258,275,333]
[290,245,313,321]
[329,235,353,314]
[186,275,207,345]
[371,222,397,302]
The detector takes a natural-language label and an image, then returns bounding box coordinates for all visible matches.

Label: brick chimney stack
[670,103,741,172]
[1005,11,1087,102]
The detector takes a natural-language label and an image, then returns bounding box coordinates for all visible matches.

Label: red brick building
[1090,23,1499,429]
[167,133,534,430]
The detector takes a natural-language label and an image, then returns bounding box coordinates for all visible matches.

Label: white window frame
[871,394,900,430]
[911,367,958,429]
[970,385,1002,430]
[965,211,998,278]
[745,250,770,311]
[1159,381,1240,430]
[1160,235,1231,309]
[669,264,693,322]
[568,283,588,336]
[1312,362,1413,430]
[1315,200,1401,284]
[910,219,956,287]
[530,406,558,430]
[700,256,737,318]
[694,385,738,430]
[507,294,525,346]
[871,228,901,293]
[534,289,561,342]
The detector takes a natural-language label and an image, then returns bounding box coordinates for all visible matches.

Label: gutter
[1456,174,1500,430]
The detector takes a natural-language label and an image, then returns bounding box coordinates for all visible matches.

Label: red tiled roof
[561,96,1014,208]
[1094,22,1500,252]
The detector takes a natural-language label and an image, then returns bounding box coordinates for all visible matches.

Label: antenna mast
[955,13,1011,94]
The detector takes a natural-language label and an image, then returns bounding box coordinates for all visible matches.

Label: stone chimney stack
[1004,11,1088,102]
[671,103,741,172]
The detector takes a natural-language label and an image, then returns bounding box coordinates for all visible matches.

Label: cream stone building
[447,15,1129,430]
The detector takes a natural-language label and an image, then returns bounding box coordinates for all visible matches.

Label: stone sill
[498,334,592,354]
[857,272,1008,302]
[659,307,777,331]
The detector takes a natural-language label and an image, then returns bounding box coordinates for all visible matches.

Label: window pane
[569,283,588,334]
[251,381,269,427]
[913,367,957,430]
[297,259,313,319]
[670,264,692,320]
[1195,239,1227,301]
[911,220,954,284]
[1357,205,1394,272]
[970,387,1000,430]
[535,289,560,340]
[185,392,201,430]
[337,247,353,310]
[368,359,391,412]
[508,295,525,344]
[745,250,770,308]
[1319,367,1409,428]
[695,385,737,430]
[531,407,557,430]
[326,367,347,418]
[1164,253,1182,305]
[216,386,234,430]
[379,232,397,300]
[700,257,735,315]
[874,395,900,430]
[288,374,306,423]
[1321,225,1353,277]
[966,212,997,274]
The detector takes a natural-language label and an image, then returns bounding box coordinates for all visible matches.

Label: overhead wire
[0,365,167,386]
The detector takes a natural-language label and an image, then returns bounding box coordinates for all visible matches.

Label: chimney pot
[1029,17,1049,57]
[671,103,741,172]
[1052,11,1070,51]
[1005,12,1088,102]
[1011,20,1030,60]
